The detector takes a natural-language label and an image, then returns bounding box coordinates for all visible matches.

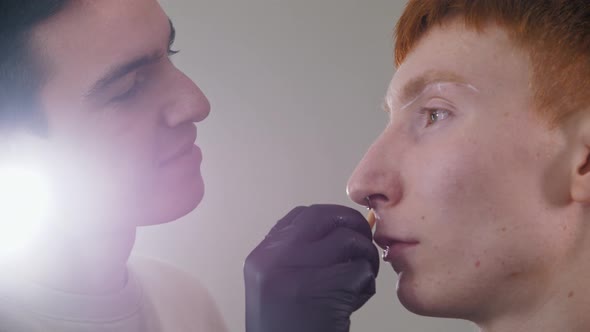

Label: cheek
[52,117,158,205]
[407,138,486,220]
[107,136,158,200]
[406,126,564,279]
[408,112,547,229]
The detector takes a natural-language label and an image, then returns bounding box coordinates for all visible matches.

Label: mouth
[159,143,196,167]
[375,235,419,272]
[158,125,199,167]
[381,240,418,260]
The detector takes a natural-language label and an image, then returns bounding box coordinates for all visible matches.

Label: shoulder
[128,255,215,305]
[128,255,228,332]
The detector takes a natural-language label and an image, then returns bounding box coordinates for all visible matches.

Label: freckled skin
[348,18,590,331]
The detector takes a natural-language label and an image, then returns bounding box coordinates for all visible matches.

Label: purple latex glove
[244,204,380,332]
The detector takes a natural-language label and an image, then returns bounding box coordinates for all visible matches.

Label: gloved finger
[244,207,308,276]
[267,206,307,237]
[244,206,310,277]
[244,236,289,279]
[286,204,373,243]
[249,206,308,262]
[286,227,380,276]
[307,260,377,312]
[346,260,377,312]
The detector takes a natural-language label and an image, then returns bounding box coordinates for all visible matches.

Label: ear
[569,113,590,204]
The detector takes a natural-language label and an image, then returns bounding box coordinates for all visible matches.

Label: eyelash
[110,77,145,103]
[419,107,451,127]
[110,48,179,104]
[168,36,180,56]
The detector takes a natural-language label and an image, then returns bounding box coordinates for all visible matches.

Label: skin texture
[7,0,209,294]
[347,19,590,332]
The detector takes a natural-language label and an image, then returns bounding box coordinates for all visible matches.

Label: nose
[346,127,403,210]
[161,69,210,128]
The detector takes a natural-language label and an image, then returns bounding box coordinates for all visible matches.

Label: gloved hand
[244,204,379,332]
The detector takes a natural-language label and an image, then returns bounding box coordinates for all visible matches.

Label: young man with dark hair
[245,1,590,331]
[0,1,227,331]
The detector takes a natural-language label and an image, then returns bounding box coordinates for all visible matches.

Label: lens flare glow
[0,165,52,257]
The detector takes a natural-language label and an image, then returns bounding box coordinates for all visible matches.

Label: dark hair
[0,0,71,135]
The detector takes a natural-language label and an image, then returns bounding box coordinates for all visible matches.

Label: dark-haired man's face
[29,0,210,231]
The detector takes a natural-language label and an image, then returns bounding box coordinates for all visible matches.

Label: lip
[382,241,418,260]
[159,127,199,167]
[159,143,195,166]
[376,233,419,272]
[383,241,418,273]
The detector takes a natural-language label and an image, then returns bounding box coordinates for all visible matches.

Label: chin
[396,273,461,319]
[136,174,205,226]
[397,281,432,316]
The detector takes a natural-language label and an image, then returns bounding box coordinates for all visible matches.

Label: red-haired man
[245,1,590,331]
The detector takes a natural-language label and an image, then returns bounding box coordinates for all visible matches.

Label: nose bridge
[347,126,404,208]
[160,68,210,127]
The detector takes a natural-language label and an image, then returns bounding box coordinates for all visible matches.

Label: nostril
[365,193,390,209]
[365,196,373,210]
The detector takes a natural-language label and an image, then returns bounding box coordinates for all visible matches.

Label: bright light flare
[0,165,52,257]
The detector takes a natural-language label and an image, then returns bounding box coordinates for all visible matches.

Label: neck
[477,282,590,332]
[476,232,590,332]
[13,225,137,295]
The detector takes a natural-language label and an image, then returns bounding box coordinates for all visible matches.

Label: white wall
[135,1,476,331]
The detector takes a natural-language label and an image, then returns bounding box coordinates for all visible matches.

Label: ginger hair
[395,0,590,125]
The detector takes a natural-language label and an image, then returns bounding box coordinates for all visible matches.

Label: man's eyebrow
[383,70,474,113]
[85,52,164,98]
[84,19,176,99]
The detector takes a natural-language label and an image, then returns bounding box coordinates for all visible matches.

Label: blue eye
[423,108,451,126]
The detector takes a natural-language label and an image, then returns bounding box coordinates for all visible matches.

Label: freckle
[563,225,568,231]
[475,260,481,268]
[421,216,425,220]
[501,227,507,232]
[503,112,510,117]
[568,291,574,298]
[509,272,519,278]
